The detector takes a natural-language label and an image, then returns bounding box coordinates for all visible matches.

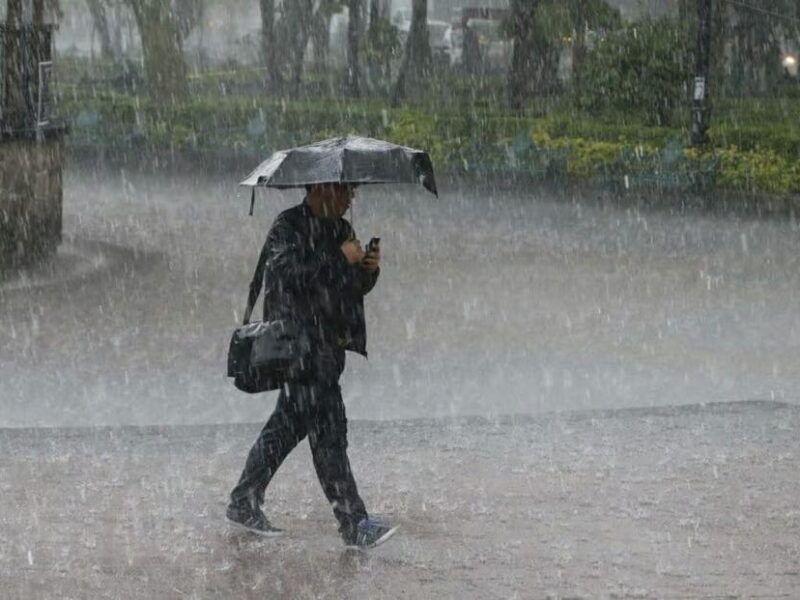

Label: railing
[0,24,54,131]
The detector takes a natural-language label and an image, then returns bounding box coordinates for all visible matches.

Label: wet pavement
[1,401,798,599]
[1,169,799,427]
[2,169,799,596]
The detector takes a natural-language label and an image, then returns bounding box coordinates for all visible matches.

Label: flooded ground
[1,401,798,599]
[1,169,798,427]
[2,169,799,597]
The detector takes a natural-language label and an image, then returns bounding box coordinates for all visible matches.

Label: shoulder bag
[226,245,314,393]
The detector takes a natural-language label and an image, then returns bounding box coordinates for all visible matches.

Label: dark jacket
[246,200,379,357]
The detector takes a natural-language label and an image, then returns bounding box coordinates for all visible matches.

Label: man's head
[306,183,356,218]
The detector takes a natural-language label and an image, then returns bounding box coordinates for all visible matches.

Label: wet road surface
[1,401,798,599]
[1,169,799,427]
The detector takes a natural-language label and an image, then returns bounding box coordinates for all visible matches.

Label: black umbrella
[241,136,438,214]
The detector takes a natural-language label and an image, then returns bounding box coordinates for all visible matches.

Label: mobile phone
[367,237,381,253]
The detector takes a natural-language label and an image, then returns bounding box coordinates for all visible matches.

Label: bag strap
[243,240,269,325]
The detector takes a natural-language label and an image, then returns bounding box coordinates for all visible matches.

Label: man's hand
[341,239,365,264]
[362,245,381,272]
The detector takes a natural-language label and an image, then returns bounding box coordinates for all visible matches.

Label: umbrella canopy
[240,136,438,197]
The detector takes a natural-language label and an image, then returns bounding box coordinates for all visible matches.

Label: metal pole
[690,0,712,146]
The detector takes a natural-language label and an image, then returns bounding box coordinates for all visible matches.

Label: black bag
[227,246,314,393]
[227,320,314,393]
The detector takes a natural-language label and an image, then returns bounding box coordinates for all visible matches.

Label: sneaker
[347,517,399,549]
[226,502,283,537]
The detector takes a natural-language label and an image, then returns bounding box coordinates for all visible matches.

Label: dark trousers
[230,345,368,538]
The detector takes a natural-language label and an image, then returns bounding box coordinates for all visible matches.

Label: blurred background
[1,0,798,188]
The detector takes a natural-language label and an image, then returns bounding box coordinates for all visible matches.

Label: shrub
[577,18,693,126]
[53,86,800,194]
[714,146,800,193]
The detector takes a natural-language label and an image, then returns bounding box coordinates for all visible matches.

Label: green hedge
[54,89,800,194]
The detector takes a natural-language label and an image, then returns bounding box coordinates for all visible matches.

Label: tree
[125,0,188,101]
[259,0,281,89]
[283,0,315,95]
[576,18,692,126]
[365,7,400,90]
[678,0,800,97]
[174,0,204,39]
[85,0,115,60]
[571,0,586,87]
[503,0,621,104]
[725,0,792,96]
[347,0,363,96]
[366,0,380,82]
[3,0,24,127]
[508,0,539,110]
[311,0,337,68]
[393,0,431,103]
[568,0,621,88]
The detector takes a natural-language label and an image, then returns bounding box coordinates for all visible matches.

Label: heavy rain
[1,0,799,598]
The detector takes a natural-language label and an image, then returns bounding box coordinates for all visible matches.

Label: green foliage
[713,146,800,193]
[577,18,693,126]
[721,0,797,97]
[712,124,800,159]
[365,18,402,68]
[58,91,387,158]
[580,0,623,31]
[55,84,800,194]
[529,0,622,40]
[536,115,682,147]
[531,129,622,177]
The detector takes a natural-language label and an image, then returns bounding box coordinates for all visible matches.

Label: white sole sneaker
[369,525,399,548]
[345,525,400,550]
[227,518,284,537]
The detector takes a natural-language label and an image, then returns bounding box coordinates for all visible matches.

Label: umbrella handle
[249,188,256,216]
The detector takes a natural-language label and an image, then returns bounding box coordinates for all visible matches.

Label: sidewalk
[1,401,798,599]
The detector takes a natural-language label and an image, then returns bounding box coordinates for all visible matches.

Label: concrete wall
[0,136,64,270]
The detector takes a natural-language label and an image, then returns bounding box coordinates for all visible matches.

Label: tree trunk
[86,0,115,60]
[347,0,362,96]
[710,0,727,95]
[509,0,539,110]
[127,0,188,102]
[532,23,560,95]
[368,0,380,35]
[392,0,430,103]
[678,0,693,23]
[5,0,22,25]
[366,0,379,84]
[571,0,586,90]
[259,0,281,89]
[311,0,335,67]
[33,0,45,24]
[3,0,24,126]
[289,0,314,96]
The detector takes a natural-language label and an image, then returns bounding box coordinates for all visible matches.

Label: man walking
[227,182,397,549]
